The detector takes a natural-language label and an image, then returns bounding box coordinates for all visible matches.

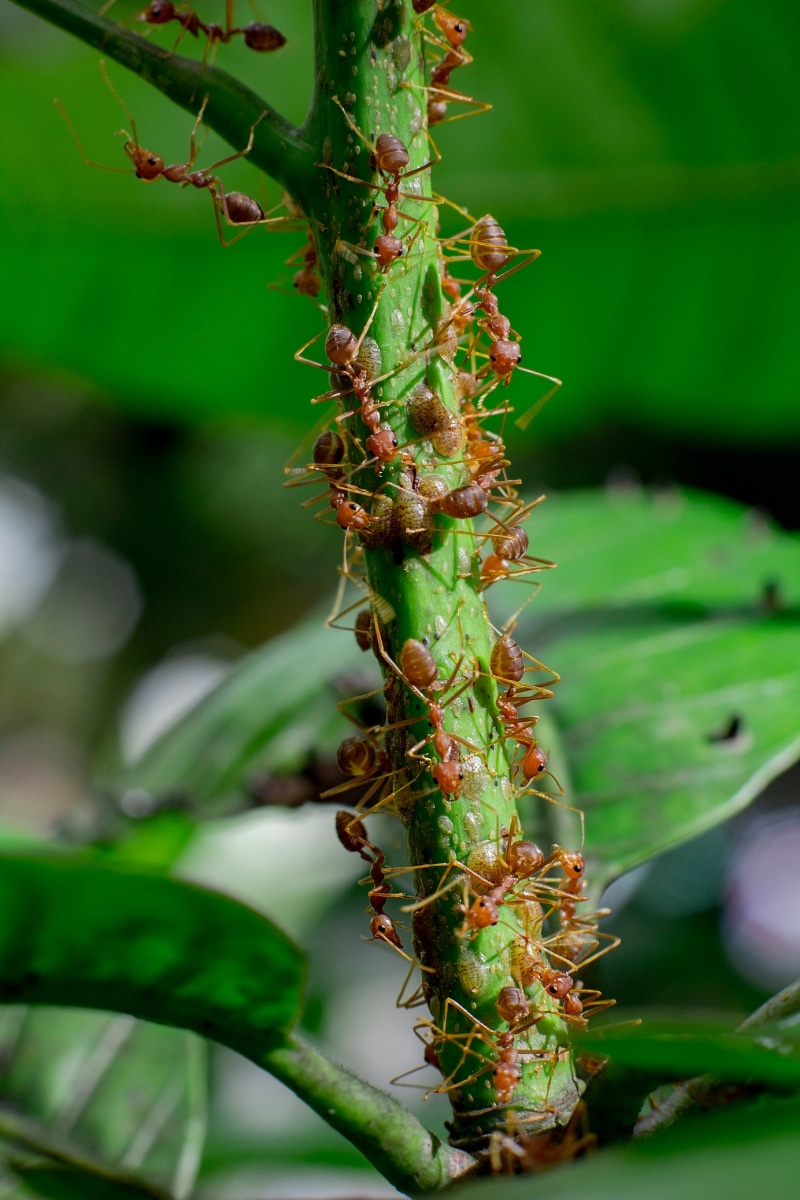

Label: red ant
[135,1,285,66]
[411,992,569,1107]
[480,498,557,588]
[327,99,438,273]
[55,62,290,248]
[335,809,405,950]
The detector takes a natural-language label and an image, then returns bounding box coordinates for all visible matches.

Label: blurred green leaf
[0,853,305,1055]
[0,1008,205,1200]
[11,1163,165,1200]
[542,609,799,886]
[577,1019,800,1089]
[500,487,800,619]
[452,1097,800,1200]
[109,614,361,809]
[506,488,800,885]
[3,1,800,442]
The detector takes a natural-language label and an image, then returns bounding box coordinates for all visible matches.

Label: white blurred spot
[120,654,228,764]
[25,537,142,662]
[724,809,800,989]
[0,478,62,633]
[177,807,361,939]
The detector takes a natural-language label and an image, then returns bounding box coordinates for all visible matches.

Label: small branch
[9,0,313,197]
[263,1038,478,1193]
[635,975,800,1137]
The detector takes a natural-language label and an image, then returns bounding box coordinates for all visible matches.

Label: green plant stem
[301,0,581,1156]
[9,0,584,1172]
[264,1037,477,1192]
[9,0,312,196]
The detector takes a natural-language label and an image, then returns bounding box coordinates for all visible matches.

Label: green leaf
[577,1019,800,1089]
[109,615,361,811]
[499,487,800,620]
[451,1097,800,1200]
[505,489,800,887]
[10,1163,165,1200]
[0,1008,205,1200]
[0,852,474,1193]
[4,1,800,443]
[0,853,305,1057]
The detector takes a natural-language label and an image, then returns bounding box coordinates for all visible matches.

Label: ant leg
[53,100,133,174]
[514,376,563,431]
[186,93,211,167]
[99,59,140,138]
[524,783,586,848]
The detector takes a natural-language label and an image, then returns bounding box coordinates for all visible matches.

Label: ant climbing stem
[325,97,440,272]
[55,62,298,248]
[334,810,434,972]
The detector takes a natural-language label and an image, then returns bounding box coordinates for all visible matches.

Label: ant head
[124,140,164,181]
[560,851,585,881]
[139,1,175,24]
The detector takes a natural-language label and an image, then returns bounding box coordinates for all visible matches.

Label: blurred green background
[0,1,799,1195]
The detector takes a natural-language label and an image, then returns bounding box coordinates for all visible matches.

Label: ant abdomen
[471,213,511,275]
[242,23,286,52]
[374,133,410,175]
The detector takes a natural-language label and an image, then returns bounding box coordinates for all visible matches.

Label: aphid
[354,608,374,652]
[55,63,286,248]
[406,382,465,457]
[392,486,435,556]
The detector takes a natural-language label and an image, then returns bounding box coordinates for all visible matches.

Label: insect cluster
[60,0,618,1170]
[284,3,616,1166]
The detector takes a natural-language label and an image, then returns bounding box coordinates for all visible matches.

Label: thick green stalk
[302,0,580,1156]
[10,0,583,1171]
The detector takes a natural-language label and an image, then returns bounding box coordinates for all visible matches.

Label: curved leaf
[577,1019,800,1089]
[0,1008,205,1200]
[451,1098,800,1200]
[0,852,473,1193]
[109,615,360,811]
[499,487,800,621]
[541,608,800,885]
[0,853,305,1056]
[507,489,800,887]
